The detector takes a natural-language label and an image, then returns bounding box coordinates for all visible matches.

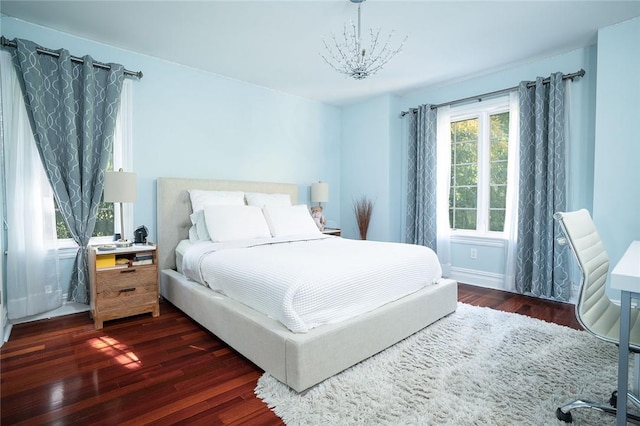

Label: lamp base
[115,240,133,248]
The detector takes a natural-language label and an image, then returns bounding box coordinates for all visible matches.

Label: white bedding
[181,235,443,333]
[175,239,194,274]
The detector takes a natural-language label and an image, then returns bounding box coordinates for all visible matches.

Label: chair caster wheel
[556,407,573,423]
[610,391,617,408]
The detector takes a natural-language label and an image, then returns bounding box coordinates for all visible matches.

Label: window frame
[448,96,511,237]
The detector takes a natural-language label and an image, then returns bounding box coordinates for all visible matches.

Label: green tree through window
[55,201,114,239]
[450,118,478,230]
[448,99,510,233]
[489,112,509,231]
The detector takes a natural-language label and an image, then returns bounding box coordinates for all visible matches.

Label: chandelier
[321,0,407,80]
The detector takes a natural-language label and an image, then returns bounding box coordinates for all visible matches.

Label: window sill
[450,232,506,247]
[57,236,117,253]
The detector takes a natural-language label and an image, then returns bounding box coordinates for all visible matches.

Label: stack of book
[132,252,154,266]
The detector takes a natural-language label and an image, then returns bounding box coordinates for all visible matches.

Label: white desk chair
[554,209,640,423]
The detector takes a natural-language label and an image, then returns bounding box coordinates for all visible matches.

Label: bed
[157,177,457,392]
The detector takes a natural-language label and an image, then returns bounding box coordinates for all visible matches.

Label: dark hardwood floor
[1,283,581,425]
[457,283,582,330]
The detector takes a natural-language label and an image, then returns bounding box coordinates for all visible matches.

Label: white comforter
[182,235,442,333]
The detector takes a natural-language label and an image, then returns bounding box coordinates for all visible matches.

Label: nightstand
[322,228,341,236]
[87,244,159,329]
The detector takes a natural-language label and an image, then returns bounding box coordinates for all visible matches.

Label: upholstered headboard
[156,177,298,271]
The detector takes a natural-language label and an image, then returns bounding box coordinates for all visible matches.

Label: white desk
[611,240,640,425]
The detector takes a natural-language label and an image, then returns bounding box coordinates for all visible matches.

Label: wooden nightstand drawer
[96,266,157,290]
[96,283,157,312]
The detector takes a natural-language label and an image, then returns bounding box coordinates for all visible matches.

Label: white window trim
[450,232,506,247]
[449,96,511,237]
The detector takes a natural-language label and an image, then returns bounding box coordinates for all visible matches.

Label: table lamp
[103,168,137,244]
[311,182,329,206]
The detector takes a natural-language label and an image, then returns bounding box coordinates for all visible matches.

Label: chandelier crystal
[321,0,406,80]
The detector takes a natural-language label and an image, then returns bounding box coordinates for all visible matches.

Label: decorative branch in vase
[353,196,374,240]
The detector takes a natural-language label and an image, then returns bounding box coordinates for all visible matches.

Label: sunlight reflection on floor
[88,336,141,369]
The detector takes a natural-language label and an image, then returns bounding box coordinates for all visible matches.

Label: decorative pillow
[245,192,292,208]
[189,210,210,242]
[203,205,271,242]
[188,190,245,213]
[263,204,322,237]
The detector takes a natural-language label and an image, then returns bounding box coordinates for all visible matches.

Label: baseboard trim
[450,267,505,291]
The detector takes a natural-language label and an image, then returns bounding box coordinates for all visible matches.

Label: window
[448,96,511,233]
[56,80,132,244]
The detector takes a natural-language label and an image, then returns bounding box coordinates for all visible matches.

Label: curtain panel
[1,51,62,319]
[9,38,125,303]
[406,104,438,250]
[515,72,570,301]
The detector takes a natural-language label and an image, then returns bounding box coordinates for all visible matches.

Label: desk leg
[618,291,631,426]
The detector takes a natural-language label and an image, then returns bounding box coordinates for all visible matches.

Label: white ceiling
[2,1,640,106]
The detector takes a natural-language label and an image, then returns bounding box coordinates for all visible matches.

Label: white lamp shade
[103,170,137,203]
[311,182,329,203]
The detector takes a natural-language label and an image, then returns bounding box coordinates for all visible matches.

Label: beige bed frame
[156,177,458,392]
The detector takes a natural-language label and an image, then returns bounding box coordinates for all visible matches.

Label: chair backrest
[554,209,620,345]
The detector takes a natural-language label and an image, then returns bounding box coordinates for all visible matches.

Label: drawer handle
[120,269,137,274]
[119,287,136,293]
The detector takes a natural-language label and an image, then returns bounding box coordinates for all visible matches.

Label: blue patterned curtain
[406,104,438,249]
[10,38,125,303]
[515,73,570,300]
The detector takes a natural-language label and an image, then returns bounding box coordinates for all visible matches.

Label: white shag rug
[255,303,626,425]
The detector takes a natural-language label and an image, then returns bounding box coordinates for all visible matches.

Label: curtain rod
[400,69,584,117]
[0,36,143,79]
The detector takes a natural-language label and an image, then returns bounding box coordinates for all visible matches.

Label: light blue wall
[341,94,403,241]
[593,17,640,298]
[342,46,597,290]
[1,16,342,300]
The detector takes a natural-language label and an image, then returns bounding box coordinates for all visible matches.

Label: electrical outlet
[470,248,477,259]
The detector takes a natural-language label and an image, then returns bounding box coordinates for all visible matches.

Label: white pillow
[189,210,210,242]
[263,204,322,237]
[188,225,199,243]
[188,190,245,213]
[245,192,291,208]
[203,205,271,242]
